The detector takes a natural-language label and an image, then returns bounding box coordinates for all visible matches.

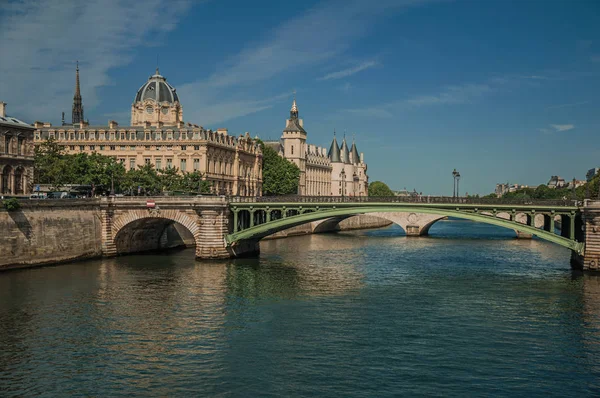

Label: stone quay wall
[263,214,392,240]
[0,200,103,270]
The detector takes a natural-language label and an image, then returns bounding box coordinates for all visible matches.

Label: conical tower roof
[350,138,360,165]
[328,132,341,163]
[340,135,351,164]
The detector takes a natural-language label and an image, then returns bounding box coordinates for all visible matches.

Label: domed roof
[134,68,179,104]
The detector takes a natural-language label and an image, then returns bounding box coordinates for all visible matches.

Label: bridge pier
[572,203,600,271]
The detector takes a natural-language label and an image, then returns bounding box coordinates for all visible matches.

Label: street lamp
[456,171,461,198]
[452,169,458,198]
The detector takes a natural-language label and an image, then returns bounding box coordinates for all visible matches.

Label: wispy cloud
[546,101,589,110]
[318,61,377,81]
[177,0,433,125]
[0,0,192,123]
[550,124,575,132]
[344,81,494,118]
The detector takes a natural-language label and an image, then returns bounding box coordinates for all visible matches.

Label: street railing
[228,195,580,207]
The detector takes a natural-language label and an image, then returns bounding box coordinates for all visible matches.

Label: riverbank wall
[263,215,392,240]
[0,201,392,271]
[0,200,103,270]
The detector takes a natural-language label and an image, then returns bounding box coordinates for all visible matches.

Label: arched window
[291,145,294,155]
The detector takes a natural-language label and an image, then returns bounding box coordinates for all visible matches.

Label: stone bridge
[3,196,600,271]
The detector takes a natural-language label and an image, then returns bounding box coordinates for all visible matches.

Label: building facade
[34,67,263,196]
[267,99,368,196]
[0,102,35,196]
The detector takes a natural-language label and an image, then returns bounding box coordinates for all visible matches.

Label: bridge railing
[228,195,580,207]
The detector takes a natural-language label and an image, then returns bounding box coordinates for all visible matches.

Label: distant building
[547,176,566,189]
[34,65,263,196]
[587,168,600,182]
[265,98,368,196]
[0,102,35,196]
[495,183,509,197]
[567,179,586,189]
[495,183,531,197]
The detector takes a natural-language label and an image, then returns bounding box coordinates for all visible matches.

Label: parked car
[29,193,47,199]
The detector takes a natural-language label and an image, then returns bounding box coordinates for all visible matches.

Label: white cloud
[546,101,589,110]
[550,124,575,132]
[0,0,192,123]
[318,61,377,81]
[177,0,433,125]
[343,82,494,117]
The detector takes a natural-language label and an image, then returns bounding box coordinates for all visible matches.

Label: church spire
[290,91,298,119]
[72,61,84,124]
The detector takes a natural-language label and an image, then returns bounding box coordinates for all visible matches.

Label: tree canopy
[368,181,395,196]
[34,138,211,195]
[260,143,300,196]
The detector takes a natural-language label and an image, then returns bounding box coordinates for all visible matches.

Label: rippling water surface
[1,220,600,397]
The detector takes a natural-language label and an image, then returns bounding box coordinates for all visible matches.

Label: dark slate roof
[328,135,341,163]
[134,70,179,104]
[350,141,360,164]
[340,137,351,164]
[283,117,306,134]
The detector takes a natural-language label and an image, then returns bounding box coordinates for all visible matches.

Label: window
[180,159,187,172]
[156,159,162,170]
[144,145,150,150]
[129,145,135,150]
[129,158,135,170]
[109,146,115,151]
[100,145,105,150]
[156,146,160,150]
[79,145,85,151]
[120,132,125,140]
[181,145,187,150]
[89,145,95,150]
[166,158,172,169]
[120,146,126,151]
[144,158,151,165]
[291,145,294,155]
[49,132,55,139]
[167,145,173,151]
[193,158,200,171]
[69,145,75,150]
[194,145,200,150]
[119,158,125,164]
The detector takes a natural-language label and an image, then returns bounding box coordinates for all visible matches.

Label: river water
[1,220,599,397]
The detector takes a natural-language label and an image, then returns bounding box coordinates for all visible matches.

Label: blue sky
[1,0,599,195]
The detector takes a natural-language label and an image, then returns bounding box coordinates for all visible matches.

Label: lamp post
[456,171,461,198]
[452,169,458,198]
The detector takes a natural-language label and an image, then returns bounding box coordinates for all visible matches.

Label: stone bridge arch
[107,209,201,256]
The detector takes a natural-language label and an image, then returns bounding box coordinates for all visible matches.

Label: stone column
[572,203,600,271]
[196,207,231,259]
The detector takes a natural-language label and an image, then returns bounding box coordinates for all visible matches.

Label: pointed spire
[72,61,84,124]
[340,134,351,164]
[350,134,360,165]
[328,130,341,163]
[290,91,298,119]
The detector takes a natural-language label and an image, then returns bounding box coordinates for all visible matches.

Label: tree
[180,171,212,194]
[34,138,70,189]
[368,181,394,196]
[261,144,300,196]
[122,164,162,195]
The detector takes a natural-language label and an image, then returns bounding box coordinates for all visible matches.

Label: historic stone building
[266,99,368,196]
[0,102,35,196]
[34,66,263,196]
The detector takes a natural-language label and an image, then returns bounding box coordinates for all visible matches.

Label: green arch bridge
[226,196,585,255]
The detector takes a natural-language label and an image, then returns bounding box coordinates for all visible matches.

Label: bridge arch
[227,206,584,254]
[111,209,200,255]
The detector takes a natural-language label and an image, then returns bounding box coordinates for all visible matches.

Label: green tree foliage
[2,198,21,211]
[368,181,395,196]
[260,144,300,196]
[34,139,211,195]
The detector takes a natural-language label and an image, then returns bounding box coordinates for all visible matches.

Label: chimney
[177,121,185,128]
[34,121,45,128]
[109,120,118,129]
[0,102,6,117]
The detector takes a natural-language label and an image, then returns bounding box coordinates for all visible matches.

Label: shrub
[2,198,21,212]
